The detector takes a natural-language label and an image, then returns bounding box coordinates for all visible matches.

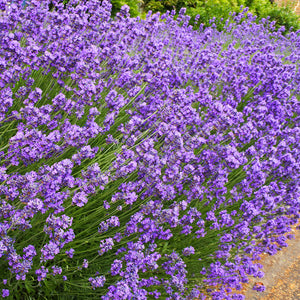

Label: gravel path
[243,222,300,300]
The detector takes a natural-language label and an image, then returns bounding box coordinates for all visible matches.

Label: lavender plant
[0,0,299,299]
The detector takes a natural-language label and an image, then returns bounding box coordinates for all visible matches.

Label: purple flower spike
[2,289,9,298]
[72,192,88,207]
[182,246,195,256]
[89,275,106,289]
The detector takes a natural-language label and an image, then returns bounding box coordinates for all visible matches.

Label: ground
[242,221,300,299]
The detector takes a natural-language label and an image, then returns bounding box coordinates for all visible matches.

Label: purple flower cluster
[89,275,106,289]
[0,0,299,299]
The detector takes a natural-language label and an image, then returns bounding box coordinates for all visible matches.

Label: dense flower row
[0,0,299,299]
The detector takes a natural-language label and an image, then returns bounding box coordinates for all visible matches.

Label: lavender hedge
[0,0,299,299]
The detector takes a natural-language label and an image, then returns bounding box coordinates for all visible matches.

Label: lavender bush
[0,0,299,299]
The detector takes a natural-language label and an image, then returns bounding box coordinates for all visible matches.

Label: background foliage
[49,0,300,33]
[61,0,141,16]
[141,0,300,33]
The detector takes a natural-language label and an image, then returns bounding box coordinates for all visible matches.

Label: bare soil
[197,220,300,300]
[242,221,300,300]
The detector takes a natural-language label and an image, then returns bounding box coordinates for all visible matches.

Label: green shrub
[186,0,245,30]
[142,0,300,34]
[110,0,141,17]
[144,0,166,13]
[61,0,141,17]
[256,3,300,32]
[142,0,245,29]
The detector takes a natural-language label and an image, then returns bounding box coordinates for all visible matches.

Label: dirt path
[196,222,300,300]
[242,223,300,300]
